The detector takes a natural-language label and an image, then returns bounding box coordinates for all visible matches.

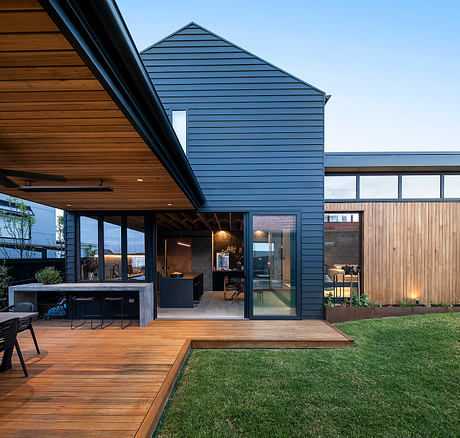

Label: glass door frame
[246,211,302,320]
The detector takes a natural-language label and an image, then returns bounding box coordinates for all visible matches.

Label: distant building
[0,194,60,259]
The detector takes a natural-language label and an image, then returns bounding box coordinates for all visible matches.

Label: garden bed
[325,304,459,323]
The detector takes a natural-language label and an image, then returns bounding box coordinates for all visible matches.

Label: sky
[117,0,460,152]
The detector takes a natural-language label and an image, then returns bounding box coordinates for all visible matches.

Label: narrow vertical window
[172,110,187,154]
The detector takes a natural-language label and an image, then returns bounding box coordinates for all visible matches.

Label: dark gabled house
[140,22,327,319]
[2,2,459,323]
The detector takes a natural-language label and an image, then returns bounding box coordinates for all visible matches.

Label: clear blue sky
[117,0,460,152]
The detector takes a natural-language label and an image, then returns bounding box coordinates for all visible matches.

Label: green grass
[154,313,460,438]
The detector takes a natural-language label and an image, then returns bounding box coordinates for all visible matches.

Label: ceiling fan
[0,169,113,192]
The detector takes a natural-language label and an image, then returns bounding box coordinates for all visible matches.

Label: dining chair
[0,318,28,377]
[1,302,40,355]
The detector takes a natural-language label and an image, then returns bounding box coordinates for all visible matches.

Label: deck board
[0,319,352,438]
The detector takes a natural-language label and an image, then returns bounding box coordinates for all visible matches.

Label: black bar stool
[102,296,132,329]
[70,296,101,330]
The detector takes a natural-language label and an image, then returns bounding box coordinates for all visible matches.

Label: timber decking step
[0,319,352,438]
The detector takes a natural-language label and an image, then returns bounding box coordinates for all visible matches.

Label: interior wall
[158,231,213,290]
[213,231,243,270]
[325,202,460,305]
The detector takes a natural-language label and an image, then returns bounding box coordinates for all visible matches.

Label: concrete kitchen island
[9,282,155,327]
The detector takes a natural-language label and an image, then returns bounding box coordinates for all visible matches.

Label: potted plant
[35,266,63,285]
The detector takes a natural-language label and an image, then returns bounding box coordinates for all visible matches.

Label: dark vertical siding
[64,211,76,282]
[142,23,325,318]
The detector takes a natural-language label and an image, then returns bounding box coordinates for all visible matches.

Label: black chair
[1,302,40,355]
[0,318,28,377]
[102,296,132,329]
[70,296,101,330]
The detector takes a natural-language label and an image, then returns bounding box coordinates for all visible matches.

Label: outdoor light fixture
[18,185,113,192]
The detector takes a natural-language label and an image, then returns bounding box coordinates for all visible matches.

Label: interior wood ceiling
[0,0,194,211]
[157,212,244,232]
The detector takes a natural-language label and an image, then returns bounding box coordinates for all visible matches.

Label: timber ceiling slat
[0,91,113,102]
[0,33,73,51]
[0,2,194,211]
[0,66,94,80]
[0,50,85,66]
[0,11,60,33]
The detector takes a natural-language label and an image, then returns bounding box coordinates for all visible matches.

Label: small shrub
[35,266,63,285]
[325,292,334,307]
[351,292,370,307]
[0,265,11,309]
[399,298,414,307]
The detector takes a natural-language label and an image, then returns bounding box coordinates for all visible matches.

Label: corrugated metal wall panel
[142,23,325,319]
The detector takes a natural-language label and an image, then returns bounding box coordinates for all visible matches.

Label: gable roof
[142,22,328,97]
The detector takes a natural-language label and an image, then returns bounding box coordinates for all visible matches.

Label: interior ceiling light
[167,203,172,206]
[177,241,191,247]
[137,178,144,182]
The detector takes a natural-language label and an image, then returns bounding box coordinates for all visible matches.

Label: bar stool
[102,296,132,329]
[70,296,101,330]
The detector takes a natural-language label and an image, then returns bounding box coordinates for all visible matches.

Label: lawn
[154,313,459,438]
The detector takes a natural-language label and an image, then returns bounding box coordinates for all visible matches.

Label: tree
[56,212,65,257]
[0,196,36,259]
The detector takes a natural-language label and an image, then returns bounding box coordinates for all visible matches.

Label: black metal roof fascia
[39,0,205,208]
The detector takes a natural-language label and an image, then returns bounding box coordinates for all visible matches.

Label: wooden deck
[0,319,352,438]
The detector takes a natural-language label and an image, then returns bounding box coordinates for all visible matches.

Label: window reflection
[127,216,145,280]
[402,175,440,198]
[80,216,98,280]
[360,175,398,199]
[253,215,297,317]
[104,217,121,280]
[325,176,356,199]
[444,175,460,198]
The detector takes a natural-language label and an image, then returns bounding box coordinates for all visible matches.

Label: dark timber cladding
[142,23,326,318]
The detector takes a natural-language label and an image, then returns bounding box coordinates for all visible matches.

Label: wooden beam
[229,213,232,231]
[197,213,212,231]
[214,213,222,231]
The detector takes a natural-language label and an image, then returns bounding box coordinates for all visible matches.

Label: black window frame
[324,171,460,202]
[76,212,154,283]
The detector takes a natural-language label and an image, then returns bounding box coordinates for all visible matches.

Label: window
[325,175,356,199]
[172,110,187,153]
[103,217,122,280]
[402,175,440,198]
[252,215,297,317]
[360,175,398,199]
[324,213,361,298]
[80,216,99,280]
[127,216,145,280]
[444,175,460,198]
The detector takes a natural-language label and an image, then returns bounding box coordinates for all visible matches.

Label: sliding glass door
[252,215,297,317]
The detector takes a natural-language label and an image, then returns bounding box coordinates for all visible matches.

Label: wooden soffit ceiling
[0,0,196,211]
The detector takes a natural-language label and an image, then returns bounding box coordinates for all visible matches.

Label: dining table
[0,311,38,372]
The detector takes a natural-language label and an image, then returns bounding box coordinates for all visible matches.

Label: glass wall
[325,175,356,199]
[360,175,398,199]
[252,215,297,317]
[127,216,145,280]
[80,216,99,280]
[324,213,361,299]
[78,214,148,281]
[103,217,122,280]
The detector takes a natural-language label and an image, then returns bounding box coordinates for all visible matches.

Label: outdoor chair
[0,318,28,377]
[1,302,40,355]
[102,296,132,329]
[70,296,101,330]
